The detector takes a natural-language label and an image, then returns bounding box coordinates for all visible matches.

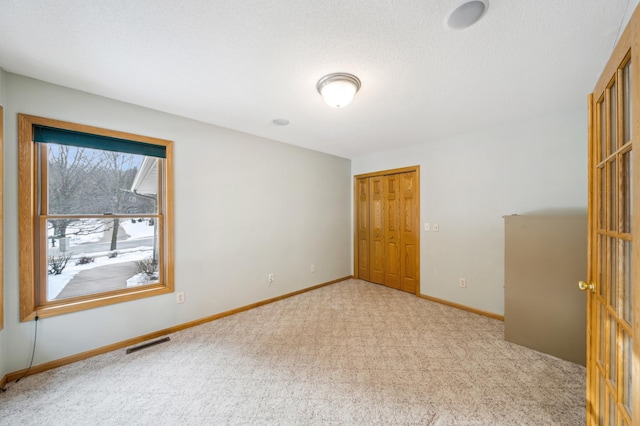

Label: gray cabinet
[504,215,587,366]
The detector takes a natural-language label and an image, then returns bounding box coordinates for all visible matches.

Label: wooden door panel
[358,239,369,279]
[402,179,415,233]
[369,176,385,284]
[370,239,385,284]
[384,242,400,289]
[357,178,370,280]
[384,175,401,289]
[400,172,418,293]
[402,243,417,293]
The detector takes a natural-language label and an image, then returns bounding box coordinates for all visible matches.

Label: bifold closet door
[355,169,419,294]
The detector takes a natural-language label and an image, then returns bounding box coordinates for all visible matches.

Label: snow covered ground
[47,220,157,300]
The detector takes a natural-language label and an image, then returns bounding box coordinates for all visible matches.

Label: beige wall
[352,109,588,315]
[9,2,640,372]
[2,73,351,373]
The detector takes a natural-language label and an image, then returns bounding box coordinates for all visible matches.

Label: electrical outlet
[433,223,440,232]
[176,291,185,303]
[268,273,275,283]
[310,264,316,273]
[459,278,466,288]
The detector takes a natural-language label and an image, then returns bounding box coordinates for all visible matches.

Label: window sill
[22,284,173,322]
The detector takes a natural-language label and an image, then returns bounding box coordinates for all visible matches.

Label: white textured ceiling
[0,1,635,158]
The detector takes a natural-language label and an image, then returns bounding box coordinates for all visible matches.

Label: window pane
[599,235,606,298]
[622,241,633,324]
[608,316,617,385]
[600,98,606,162]
[608,237,618,309]
[599,304,606,365]
[599,373,605,425]
[45,143,158,215]
[609,390,617,425]
[608,161,618,232]
[599,166,606,230]
[622,331,632,414]
[610,81,618,154]
[46,218,159,301]
[623,61,632,142]
[622,151,632,233]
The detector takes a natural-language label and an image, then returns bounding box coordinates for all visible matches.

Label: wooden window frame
[18,114,174,321]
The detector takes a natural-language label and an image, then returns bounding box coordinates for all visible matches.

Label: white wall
[352,109,587,315]
[2,73,351,373]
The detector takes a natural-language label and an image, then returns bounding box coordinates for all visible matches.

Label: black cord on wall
[15,315,39,383]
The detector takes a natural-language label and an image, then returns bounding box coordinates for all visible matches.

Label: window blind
[33,125,166,158]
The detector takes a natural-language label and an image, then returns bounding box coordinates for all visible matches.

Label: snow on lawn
[121,219,156,239]
[47,219,105,244]
[47,247,153,300]
[47,218,155,246]
[126,271,159,288]
[46,218,158,300]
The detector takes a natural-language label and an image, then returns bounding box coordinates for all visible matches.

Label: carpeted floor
[0,279,586,425]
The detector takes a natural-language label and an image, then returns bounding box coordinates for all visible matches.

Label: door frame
[353,165,420,295]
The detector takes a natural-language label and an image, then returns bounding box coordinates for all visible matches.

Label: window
[18,114,174,321]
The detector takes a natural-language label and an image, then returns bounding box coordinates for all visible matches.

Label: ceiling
[0,0,634,159]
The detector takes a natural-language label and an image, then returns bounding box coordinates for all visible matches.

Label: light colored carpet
[0,279,585,425]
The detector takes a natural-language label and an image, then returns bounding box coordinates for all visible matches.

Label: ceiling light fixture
[316,73,361,108]
[447,0,488,30]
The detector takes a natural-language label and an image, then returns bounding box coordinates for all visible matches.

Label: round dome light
[316,73,361,108]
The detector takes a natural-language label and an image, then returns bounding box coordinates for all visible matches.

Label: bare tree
[47,145,105,243]
[88,151,152,251]
[46,144,155,251]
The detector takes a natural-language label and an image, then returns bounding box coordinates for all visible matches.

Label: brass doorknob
[578,281,595,292]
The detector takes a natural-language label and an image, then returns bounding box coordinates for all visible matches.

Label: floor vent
[126,337,170,354]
